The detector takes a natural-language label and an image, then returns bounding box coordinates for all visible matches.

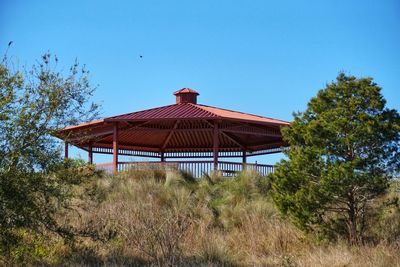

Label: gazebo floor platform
[96,160,274,178]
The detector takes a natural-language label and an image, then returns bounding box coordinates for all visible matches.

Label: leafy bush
[0,53,100,264]
[270,73,400,244]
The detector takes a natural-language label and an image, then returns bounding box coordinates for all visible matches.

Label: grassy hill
[2,166,400,266]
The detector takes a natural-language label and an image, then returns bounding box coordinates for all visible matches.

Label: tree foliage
[270,73,400,244]
[0,52,100,256]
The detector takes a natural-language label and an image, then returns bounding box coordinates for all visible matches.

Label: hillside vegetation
[2,56,399,266]
[2,166,399,267]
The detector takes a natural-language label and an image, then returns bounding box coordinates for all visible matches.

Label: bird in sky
[139,55,143,58]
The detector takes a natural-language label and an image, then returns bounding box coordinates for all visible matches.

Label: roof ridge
[196,103,290,124]
[188,103,220,118]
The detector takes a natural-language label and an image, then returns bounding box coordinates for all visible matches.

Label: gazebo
[55,88,289,177]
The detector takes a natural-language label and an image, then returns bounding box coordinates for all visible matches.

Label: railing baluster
[96,160,274,177]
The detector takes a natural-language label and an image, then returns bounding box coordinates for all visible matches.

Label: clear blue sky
[1,0,399,164]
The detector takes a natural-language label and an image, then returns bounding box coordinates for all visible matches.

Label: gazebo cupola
[174,88,199,104]
[55,88,290,177]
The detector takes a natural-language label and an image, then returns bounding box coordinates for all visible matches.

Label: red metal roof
[104,102,289,126]
[196,104,290,125]
[105,103,217,121]
[56,88,290,155]
[63,119,104,130]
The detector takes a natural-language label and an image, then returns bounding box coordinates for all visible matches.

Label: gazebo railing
[96,160,274,178]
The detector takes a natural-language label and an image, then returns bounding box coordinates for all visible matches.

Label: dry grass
[4,166,399,266]
[296,243,400,267]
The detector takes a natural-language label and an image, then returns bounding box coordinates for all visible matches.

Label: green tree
[270,73,400,244]
[0,52,100,257]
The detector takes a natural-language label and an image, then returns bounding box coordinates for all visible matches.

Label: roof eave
[103,116,290,126]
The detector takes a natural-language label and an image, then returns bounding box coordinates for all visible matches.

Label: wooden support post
[242,150,247,170]
[160,151,165,162]
[88,144,93,164]
[213,121,219,171]
[112,123,119,173]
[64,142,69,159]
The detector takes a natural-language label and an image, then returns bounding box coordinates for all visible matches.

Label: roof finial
[173,88,199,104]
